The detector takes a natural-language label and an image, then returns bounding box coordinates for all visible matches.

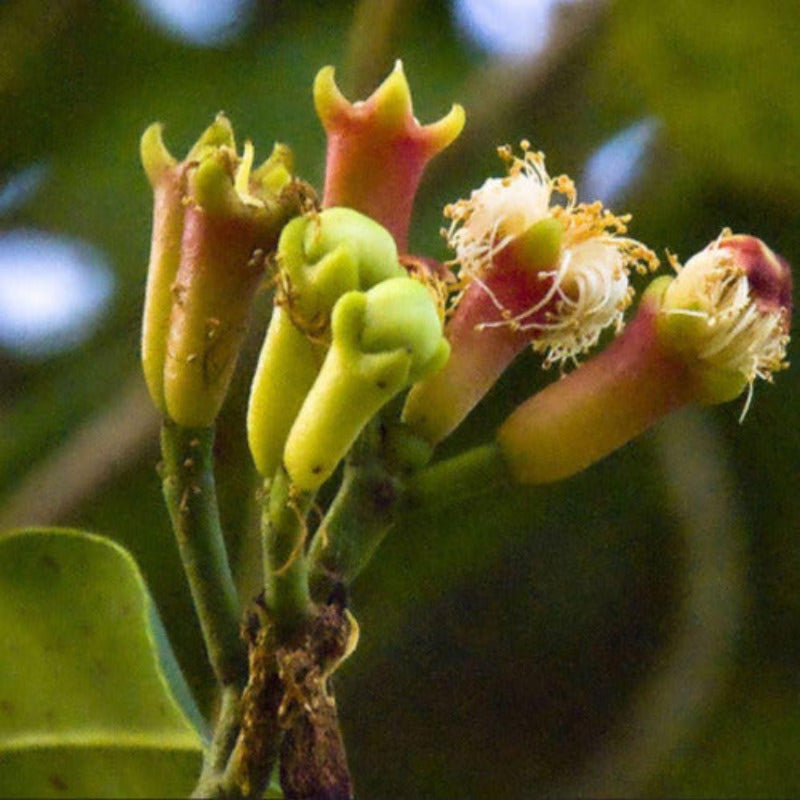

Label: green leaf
[0,528,204,798]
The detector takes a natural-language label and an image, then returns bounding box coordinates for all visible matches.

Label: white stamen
[662,234,790,420]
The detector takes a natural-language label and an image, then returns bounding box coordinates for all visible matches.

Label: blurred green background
[1,0,799,796]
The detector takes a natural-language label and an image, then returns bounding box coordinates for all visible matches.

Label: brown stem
[219,603,284,800]
[278,602,356,800]
[219,600,357,800]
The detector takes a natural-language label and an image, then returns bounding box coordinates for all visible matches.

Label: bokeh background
[1,0,799,796]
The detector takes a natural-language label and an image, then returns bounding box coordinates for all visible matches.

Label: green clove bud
[283,277,450,490]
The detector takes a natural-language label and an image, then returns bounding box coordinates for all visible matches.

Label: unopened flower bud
[496,232,792,484]
[278,207,406,335]
[140,116,304,427]
[140,115,233,413]
[247,208,406,478]
[314,61,465,249]
[403,144,657,444]
[283,277,450,491]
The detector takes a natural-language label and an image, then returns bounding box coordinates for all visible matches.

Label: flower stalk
[403,441,512,511]
[159,421,247,689]
[307,420,402,598]
[260,466,315,638]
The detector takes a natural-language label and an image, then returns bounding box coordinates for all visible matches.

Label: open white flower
[444,143,657,367]
[660,230,791,417]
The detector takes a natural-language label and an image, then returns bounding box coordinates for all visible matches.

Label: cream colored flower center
[444,145,553,278]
